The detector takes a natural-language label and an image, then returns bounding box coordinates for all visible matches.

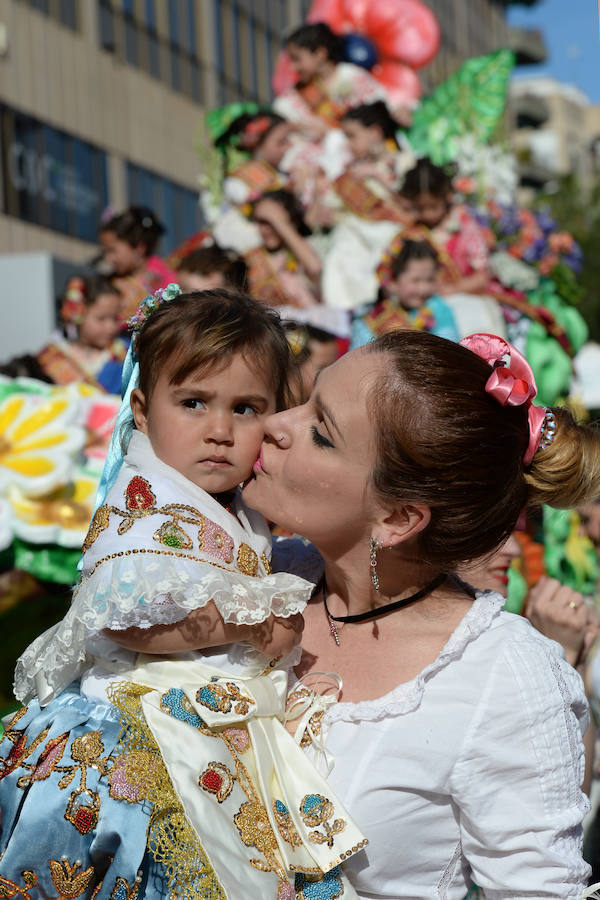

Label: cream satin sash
[118,656,368,899]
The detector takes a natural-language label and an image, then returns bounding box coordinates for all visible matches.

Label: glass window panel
[59,0,77,29]
[98,0,116,52]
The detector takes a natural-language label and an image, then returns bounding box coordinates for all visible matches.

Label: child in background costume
[246,188,322,308]
[99,205,178,324]
[273,23,388,138]
[351,236,459,348]
[398,158,506,338]
[216,111,293,207]
[37,274,125,393]
[6,286,366,900]
[177,244,248,292]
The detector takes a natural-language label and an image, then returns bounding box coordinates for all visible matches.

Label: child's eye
[235,403,257,416]
[311,425,334,449]
[182,398,206,410]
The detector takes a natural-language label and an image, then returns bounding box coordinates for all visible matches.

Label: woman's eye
[182,398,205,410]
[235,403,257,416]
[311,425,334,448]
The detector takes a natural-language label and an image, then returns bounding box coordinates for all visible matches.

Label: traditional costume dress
[37,332,126,395]
[2,431,367,900]
[273,63,388,132]
[350,293,459,349]
[244,247,321,309]
[427,204,507,339]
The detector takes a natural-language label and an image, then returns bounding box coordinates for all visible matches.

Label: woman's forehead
[314,349,383,411]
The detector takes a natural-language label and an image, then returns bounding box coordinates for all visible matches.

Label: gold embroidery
[48,857,95,899]
[64,788,101,834]
[0,871,37,899]
[108,681,225,900]
[300,795,346,849]
[82,504,111,553]
[272,799,302,848]
[237,543,258,576]
[195,682,255,716]
[234,801,279,854]
[261,553,272,575]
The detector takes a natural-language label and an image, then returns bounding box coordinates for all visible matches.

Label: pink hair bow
[460,333,547,466]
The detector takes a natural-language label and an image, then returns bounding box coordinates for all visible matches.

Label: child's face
[390,258,437,310]
[100,230,146,276]
[414,192,450,229]
[287,43,327,84]
[257,123,291,168]
[342,120,381,161]
[78,293,120,349]
[131,352,276,493]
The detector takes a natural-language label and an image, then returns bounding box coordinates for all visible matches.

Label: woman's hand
[526,576,598,667]
[247,612,305,658]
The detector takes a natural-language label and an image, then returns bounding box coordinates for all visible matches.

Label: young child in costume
[273,23,387,138]
[246,188,322,308]
[398,158,506,338]
[99,205,178,324]
[177,244,248,292]
[216,111,293,206]
[37,274,125,393]
[10,285,366,900]
[351,236,459,348]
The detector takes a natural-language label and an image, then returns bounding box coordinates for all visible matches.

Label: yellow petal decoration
[9,468,99,548]
[0,391,85,498]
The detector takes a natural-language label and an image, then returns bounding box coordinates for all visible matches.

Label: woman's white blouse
[298,592,591,899]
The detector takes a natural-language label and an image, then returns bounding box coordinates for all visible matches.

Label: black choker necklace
[319,573,448,645]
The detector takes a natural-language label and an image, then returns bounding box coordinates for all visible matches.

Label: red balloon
[372,60,423,106]
[364,0,440,68]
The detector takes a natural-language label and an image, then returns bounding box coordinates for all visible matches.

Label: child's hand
[254,198,291,231]
[248,612,305,658]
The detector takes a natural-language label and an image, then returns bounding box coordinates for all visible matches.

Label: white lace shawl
[14,432,315,704]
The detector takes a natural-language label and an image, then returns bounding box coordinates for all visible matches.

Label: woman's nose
[263,410,292,448]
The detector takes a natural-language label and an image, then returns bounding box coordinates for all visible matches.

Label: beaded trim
[538,409,557,452]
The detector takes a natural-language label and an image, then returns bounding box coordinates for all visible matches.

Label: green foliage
[537,174,600,341]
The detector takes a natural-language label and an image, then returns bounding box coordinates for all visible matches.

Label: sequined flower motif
[198,761,234,803]
[160,688,205,729]
[234,800,279,853]
[237,542,259,576]
[0,392,85,498]
[294,866,344,900]
[300,794,334,828]
[125,476,156,511]
[277,882,296,900]
[196,681,255,716]
[223,727,250,753]
[127,283,182,336]
[107,751,159,804]
[48,857,95,898]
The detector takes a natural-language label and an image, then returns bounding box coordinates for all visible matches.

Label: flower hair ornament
[61,277,87,327]
[239,115,273,150]
[460,333,556,466]
[93,283,182,514]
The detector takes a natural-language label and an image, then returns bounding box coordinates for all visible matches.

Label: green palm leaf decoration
[407,49,515,164]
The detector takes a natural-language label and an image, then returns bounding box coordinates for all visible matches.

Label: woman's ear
[130,388,149,433]
[374,502,431,549]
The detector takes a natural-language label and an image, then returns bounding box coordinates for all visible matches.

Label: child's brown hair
[135,290,299,411]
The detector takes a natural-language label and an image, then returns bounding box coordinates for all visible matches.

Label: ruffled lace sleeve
[450,623,590,898]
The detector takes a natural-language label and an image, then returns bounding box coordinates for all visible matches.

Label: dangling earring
[369,537,380,594]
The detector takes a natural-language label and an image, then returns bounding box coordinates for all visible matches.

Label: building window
[96,0,204,104]
[126,162,203,255]
[0,104,108,243]
[18,0,78,30]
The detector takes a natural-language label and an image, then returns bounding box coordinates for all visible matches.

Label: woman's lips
[253,448,266,474]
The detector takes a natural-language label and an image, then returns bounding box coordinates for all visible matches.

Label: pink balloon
[372,60,423,106]
[307,0,347,28]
